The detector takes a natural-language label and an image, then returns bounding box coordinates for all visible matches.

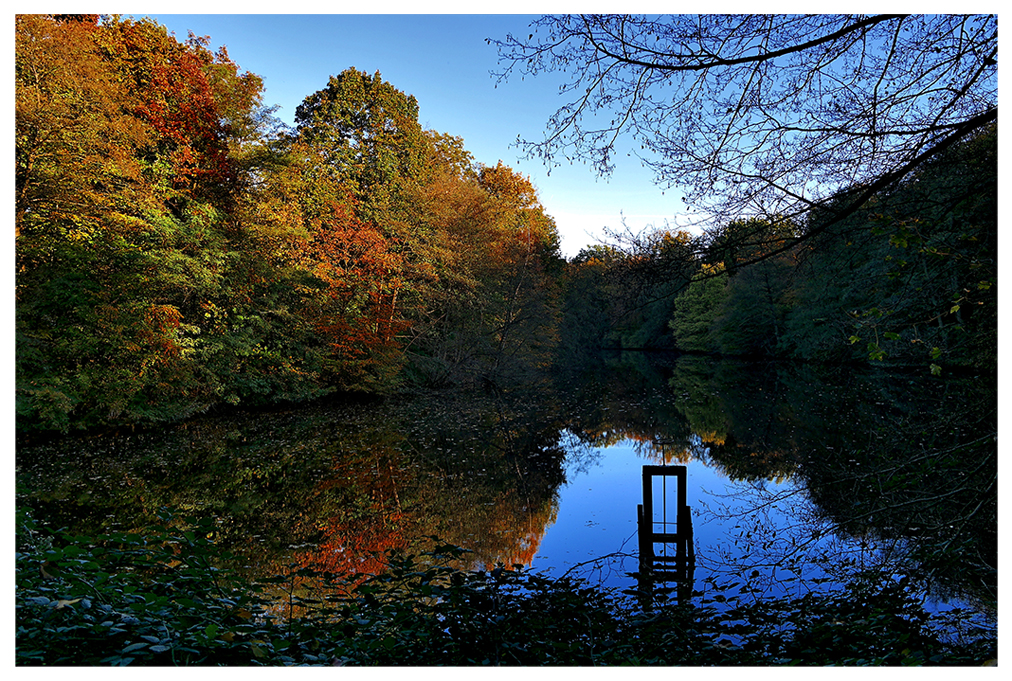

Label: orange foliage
[305,196,408,376]
[483,497,555,569]
[15,15,151,235]
[295,446,409,583]
[96,17,262,195]
[301,511,408,581]
[138,304,185,361]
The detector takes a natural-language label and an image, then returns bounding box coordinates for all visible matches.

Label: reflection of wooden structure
[636,465,695,604]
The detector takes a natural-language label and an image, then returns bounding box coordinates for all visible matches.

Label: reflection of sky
[533,437,749,586]
[532,440,642,579]
[533,436,911,605]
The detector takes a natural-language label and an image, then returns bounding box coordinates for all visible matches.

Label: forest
[16,14,566,434]
[15,14,998,667]
[16,14,996,437]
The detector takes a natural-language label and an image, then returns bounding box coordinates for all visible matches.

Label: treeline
[559,123,997,373]
[16,15,997,436]
[16,15,563,433]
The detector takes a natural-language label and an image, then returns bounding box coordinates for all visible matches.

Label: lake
[16,352,996,632]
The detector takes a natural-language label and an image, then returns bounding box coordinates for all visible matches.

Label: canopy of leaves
[15,16,565,433]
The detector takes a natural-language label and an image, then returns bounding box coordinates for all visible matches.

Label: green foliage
[657,127,996,371]
[784,127,996,369]
[669,268,728,352]
[710,257,793,356]
[294,67,428,225]
[558,233,696,353]
[16,510,275,666]
[16,510,993,666]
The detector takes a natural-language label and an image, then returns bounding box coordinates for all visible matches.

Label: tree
[293,69,448,367]
[669,265,727,352]
[15,14,149,246]
[711,255,794,356]
[15,15,275,430]
[403,158,564,388]
[781,124,997,369]
[294,68,430,227]
[234,137,407,394]
[474,163,563,382]
[557,246,626,353]
[492,15,997,260]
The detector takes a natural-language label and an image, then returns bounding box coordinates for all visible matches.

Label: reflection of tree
[16,392,571,585]
[667,356,798,482]
[295,441,410,579]
[301,512,408,578]
[798,386,997,611]
[18,351,995,619]
[698,435,797,485]
[661,356,996,613]
[400,393,568,569]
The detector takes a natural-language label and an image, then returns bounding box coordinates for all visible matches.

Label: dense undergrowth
[16,509,995,666]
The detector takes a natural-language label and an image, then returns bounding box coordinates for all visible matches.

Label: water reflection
[17,353,996,625]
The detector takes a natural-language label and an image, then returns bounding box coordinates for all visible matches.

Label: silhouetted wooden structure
[636,464,695,604]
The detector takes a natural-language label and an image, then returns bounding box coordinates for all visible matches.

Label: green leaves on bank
[15,510,994,666]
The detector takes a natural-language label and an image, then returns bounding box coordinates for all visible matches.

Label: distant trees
[497,14,996,370]
[555,122,995,371]
[668,267,726,353]
[664,125,997,368]
[558,230,694,352]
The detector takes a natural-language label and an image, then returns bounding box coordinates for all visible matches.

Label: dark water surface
[17,353,996,629]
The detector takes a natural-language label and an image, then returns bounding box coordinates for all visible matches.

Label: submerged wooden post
[637,464,695,603]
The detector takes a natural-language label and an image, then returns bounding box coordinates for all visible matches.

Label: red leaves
[101,18,245,193]
[303,194,407,365]
[305,512,408,578]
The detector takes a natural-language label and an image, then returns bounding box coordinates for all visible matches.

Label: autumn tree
[16,14,148,247]
[402,154,564,388]
[474,163,563,383]
[292,69,447,378]
[16,15,272,430]
[294,68,431,229]
[15,18,571,433]
[239,137,407,392]
[396,133,491,385]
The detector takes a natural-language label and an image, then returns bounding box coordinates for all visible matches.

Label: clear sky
[145,11,689,258]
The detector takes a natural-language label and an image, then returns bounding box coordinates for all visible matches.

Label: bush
[15,509,995,666]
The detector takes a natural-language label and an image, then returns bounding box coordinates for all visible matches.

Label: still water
[17,353,996,623]
[534,434,901,604]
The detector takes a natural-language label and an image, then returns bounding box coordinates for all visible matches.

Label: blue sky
[146,12,687,258]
